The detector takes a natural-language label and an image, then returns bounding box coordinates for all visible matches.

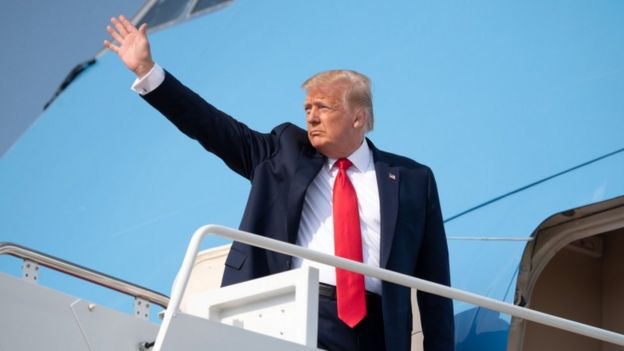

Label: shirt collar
[327,140,372,172]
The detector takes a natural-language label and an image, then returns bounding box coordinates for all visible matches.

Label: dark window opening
[135,0,233,32]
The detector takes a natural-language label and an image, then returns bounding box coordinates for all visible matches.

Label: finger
[103,40,120,54]
[138,23,148,35]
[119,15,138,34]
[106,25,123,44]
[111,17,128,37]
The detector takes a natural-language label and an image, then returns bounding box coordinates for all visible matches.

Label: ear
[352,108,366,129]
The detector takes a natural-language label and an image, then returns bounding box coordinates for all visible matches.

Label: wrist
[134,60,155,79]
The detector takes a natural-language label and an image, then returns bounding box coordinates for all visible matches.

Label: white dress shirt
[131,64,165,94]
[132,65,383,294]
[293,141,382,294]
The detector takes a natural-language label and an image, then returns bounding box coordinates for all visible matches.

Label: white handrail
[0,242,169,308]
[157,224,624,349]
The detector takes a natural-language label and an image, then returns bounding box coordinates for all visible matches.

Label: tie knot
[336,158,353,171]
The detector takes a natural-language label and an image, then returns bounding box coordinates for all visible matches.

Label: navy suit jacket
[143,71,455,351]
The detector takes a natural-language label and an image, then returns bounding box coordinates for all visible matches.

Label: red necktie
[333,158,366,328]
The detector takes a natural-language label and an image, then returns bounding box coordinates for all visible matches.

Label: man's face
[304,83,365,158]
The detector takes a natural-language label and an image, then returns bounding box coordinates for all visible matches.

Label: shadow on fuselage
[455,307,509,351]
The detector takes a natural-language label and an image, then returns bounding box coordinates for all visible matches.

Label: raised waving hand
[104,16,154,78]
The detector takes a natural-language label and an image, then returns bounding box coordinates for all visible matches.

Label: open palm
[105,16,154,78]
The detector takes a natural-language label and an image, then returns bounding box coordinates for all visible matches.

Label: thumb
[139,23,148,35]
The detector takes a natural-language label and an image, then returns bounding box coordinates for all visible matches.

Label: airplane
[1,0,623,350]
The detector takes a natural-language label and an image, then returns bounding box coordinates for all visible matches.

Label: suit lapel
[287,146,325,244]
[285,139,399,268]
[369,141,400,269]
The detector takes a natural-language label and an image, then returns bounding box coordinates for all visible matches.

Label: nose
[306,106,319,124]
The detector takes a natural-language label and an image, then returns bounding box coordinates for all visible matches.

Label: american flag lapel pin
[389,173,396,180]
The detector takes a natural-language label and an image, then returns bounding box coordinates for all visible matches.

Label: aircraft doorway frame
[508,196,624,351]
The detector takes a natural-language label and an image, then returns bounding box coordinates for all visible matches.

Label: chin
[308,136,323,148]
[310,141,330,156]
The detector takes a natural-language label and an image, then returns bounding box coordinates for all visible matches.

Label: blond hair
[302,70,374,132]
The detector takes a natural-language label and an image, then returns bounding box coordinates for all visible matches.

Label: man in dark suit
[106,16,454,351]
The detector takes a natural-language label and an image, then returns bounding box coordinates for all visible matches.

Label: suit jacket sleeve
[141,70,278,180]
[416,169,455,351]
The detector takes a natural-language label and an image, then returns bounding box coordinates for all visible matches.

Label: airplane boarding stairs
[2,225,624,350]
[0,241,320,351]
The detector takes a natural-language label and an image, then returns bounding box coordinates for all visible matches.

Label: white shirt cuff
[131,64,165,95]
